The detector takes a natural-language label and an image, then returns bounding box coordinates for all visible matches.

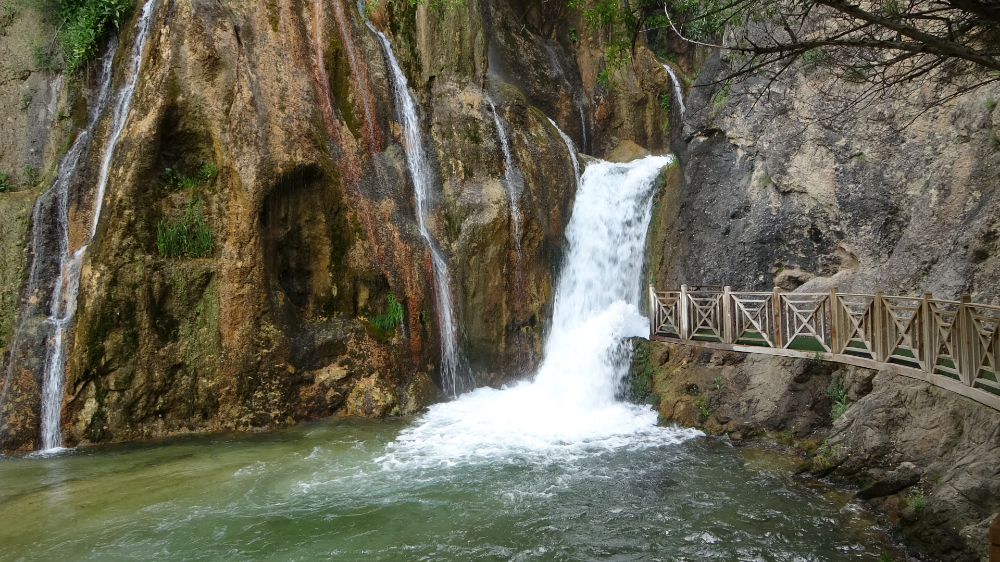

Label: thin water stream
[367,24,472,398]
[1,0,159,451]
[662,64,686,117]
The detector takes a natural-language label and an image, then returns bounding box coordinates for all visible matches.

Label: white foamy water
[662,64,686,116]
[380,155,699,469]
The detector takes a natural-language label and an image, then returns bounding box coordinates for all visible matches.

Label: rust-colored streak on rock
[298,0,360,182]
[329,0,382,154]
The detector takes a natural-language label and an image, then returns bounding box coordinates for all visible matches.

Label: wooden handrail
[649,285,1000,412]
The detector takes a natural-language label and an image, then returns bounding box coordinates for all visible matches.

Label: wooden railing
[648,284,1000,411]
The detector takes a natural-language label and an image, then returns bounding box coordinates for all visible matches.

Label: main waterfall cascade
[381,155,700,468]
[367,24,473,397]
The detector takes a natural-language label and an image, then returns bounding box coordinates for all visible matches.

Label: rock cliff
[0,0,679,452]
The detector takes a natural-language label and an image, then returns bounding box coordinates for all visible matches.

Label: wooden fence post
[648,285,656,338]
[991,512,1000,562]
[680,284,690,341]
[921,292,933,373]
[772,287,784,348]
[829,286,840,354]
[873,290,886,362]
[958,293,974,386]
[723,286,733,344]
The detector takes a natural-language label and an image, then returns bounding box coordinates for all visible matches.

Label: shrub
[825,376,851,420]
[156,196,212,258]
[57,0,134,74]
[370,292,403,331]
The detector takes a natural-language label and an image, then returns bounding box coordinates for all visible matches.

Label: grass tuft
[156,195,212,258]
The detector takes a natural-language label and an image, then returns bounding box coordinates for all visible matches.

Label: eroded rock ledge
[634,339,1000,562]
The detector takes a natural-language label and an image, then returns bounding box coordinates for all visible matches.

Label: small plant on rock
[156,195,212,258]
[166,162,219,191]
[23,165,39,186]
[0,171,12,193]
[713,376,724,391]
[370,292,403,331]
[693,394,710,420]
[907,490,927,512]
[825,376,851,421]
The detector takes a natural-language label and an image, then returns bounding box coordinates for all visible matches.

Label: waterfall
[661,64,686,117]
[578,105,587,153]
[380,155,698,469]
[548,117,580,187]
[0,41,118,448]
[486,99,522,253]
[30,0,157,451]
[367,25,472,397]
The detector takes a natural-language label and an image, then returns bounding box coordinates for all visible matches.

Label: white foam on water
[379,156,700,470]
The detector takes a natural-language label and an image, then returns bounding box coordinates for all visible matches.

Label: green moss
[713,79,731,105]
[265,0,278,32]
[326,33,362,141]
[352,216,367,241]
[627,341,656,404]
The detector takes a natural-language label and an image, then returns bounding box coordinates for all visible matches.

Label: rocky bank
[633,339,1000,561]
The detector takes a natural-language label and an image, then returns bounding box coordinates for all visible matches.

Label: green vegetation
[29,0,135,74]
[22,165,39,186]
[813,439,842,468]
[693,394,710,419]
[825,376,851,421]
[713,376,724,390]
[370,292,403,331]
[156,195,212,258]
[986,97,997,112]
[879,553,895,562]
[713,79,731,106]
[568,27,577,42]
[597,68,613,89]
[907,490,927,512]
[658,93,671,131]
[19,93,31,109]
[165,162,218,191]
[0,172,12,193]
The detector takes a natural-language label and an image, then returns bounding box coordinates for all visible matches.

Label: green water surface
[0,419,898,561]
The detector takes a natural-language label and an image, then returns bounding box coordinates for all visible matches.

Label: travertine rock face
[0,0,684,452]
[651,50,1000,303]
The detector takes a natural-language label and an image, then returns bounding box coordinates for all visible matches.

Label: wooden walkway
[648,285,1000,411]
